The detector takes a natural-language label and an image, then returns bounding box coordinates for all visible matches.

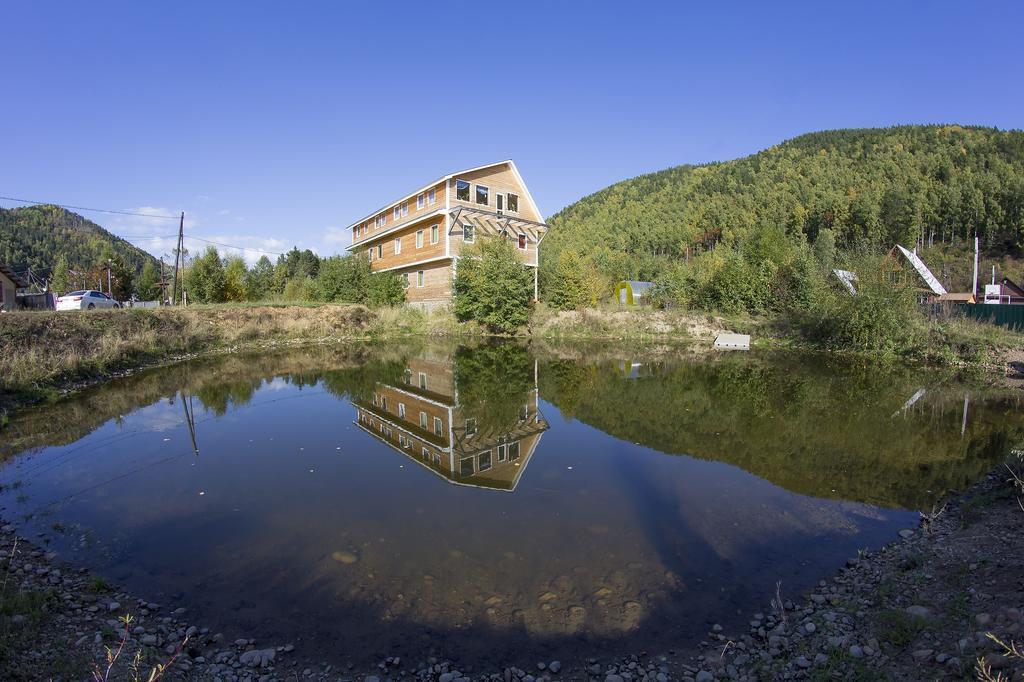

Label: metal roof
[620,280,654,293]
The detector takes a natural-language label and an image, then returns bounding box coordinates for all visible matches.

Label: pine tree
[136,260,159,300]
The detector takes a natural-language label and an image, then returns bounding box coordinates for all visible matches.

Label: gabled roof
[1001,277,1024,298]
[0,263,27,288]
[346,160,544,231]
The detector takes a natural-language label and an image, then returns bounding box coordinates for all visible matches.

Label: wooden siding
[447,164,542,222]
[352,180,446,247]
[449,225,539,267]
[365,217,446,271]
[395,261,453,303]
[371,386,450,446]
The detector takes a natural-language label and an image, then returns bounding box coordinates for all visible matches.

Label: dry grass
[0,305,382,409]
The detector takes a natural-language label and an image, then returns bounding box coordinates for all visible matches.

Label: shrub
[453,238,534,332]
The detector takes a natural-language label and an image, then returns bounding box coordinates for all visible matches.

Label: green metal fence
[956,303,1024,330]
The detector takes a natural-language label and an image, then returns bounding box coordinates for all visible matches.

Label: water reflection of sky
[0,346,1019,667]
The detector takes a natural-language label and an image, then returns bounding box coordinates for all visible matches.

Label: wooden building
[352,350,549,491]
[345,161,549,306]
[0,263,27,312]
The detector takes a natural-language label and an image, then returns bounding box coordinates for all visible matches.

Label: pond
[1,342,1021,668]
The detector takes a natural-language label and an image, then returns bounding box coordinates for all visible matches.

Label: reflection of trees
[454,342,535,433]
[0,348,380,460]
[539,353,1024,509]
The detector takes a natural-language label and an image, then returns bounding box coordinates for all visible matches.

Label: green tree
[453,238,534,332]
[248,255,275,300]
[223,256,250,302]
[109,253,134,301]
[315,255,370,303]
[813,228,837,268]
[50,253,70,295]
[548,250,589,310]
[186,246,227,303]
[136,260,160,300]
[367,270,406,306]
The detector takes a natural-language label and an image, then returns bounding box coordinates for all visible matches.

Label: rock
[813,653,828,665]
[440,673,456,682]
[549,661,561,674]
[107,601,121,612]
[912,649,934,662]
[695,672,714,682]
[898,529,915,539]
[711,624,723,633]
[142,634,157,645]
[239,648,275,668]
[976,613,992,627]
[849,645,863,658]
[804,622,816,633]
[982,653,1009,670]
[905,605,932,619]
[605,675,625,682]
[365,677,381,682]
[795,656,811,668]
[332,550,359,565]
[588,664,602,675]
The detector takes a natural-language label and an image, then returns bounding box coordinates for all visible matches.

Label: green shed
[614,280,654,306]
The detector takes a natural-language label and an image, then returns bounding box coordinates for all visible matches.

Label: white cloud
[323,226,350,246]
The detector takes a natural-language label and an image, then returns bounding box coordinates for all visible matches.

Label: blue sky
[2,1,1021,263]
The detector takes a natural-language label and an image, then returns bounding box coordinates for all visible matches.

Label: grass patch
[89,575,113,593]
[874,609,927,648]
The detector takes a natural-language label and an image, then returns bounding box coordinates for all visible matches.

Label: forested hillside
[0,204,158,276]
[543,125,1024,286]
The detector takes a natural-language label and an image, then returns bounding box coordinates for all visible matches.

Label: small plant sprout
[975,632,1023,681]
[770,580,788,627]
[920,502,947,536]
[91,613,190,682]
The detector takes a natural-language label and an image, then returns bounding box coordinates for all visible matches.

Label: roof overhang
[345,160,545,232]
[0,263,27,288]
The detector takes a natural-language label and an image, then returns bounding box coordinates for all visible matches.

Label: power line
[0,195,180,219]
[184,235,283,256]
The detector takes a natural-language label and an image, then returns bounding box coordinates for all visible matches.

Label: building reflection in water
[352,351,549,491]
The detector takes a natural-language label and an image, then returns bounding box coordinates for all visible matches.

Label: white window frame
[475,184,489,206]
[428,188,436,205]
[517,233,527,250]
[401,201,408,217]
[430,224,439,244]
[463,222,475,243]
[417,270,424,287]
[394,237,402,255]
[416,230,424,248]
[418,371,427,388]
[376,244,383,259]
[419,411,427,429]
[478,450,492,472]
[455,179,471,201]
[417,193,425,209]
[507,193,519,213]
[393,205,401,221]
[433,416,443,437]
[402,272,410,289]
[398,403,406,418]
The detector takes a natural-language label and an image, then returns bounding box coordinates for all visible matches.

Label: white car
[56,290,121,311]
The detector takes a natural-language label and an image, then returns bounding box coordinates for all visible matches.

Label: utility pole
[159,257,166,304]
[171,211,184,305]
[971,235,979,299]
[106,259,112,296]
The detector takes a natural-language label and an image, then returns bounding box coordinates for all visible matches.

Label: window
[416,230,424,248]
[507,193,519,212]
[377,244,383,259]
[465,418,477,436]
[353,226,359,241]
[463,222,475,242]
[361,224,367,236]
[401,201,408,217]
[417,193,425,209]
[478,450,492,472]
[402,273,410,288]
[428,188,436,204]
[368,249,373,262]
[518,233,527,250]
[496,193,504,214]
[394,237,402,255]
[393,205,401,220]
[380,396,387,411]
[399,434,408,448]
[508,441,521,460]
[434,452,441,465]
[456,179,470,201]
[497,444,507,462]
[372,393,378,406]
[398,403,406,418]
[475,184,489,206]
[519,404,529,421]
[419,411,428,429]
[433,417,443,437]
[376,213,386,228]
[417,270,424,287]
[430,224,439,244]
[418,372,427,389]
[423,447,431,459]
[403,368,412,384]
[460,457,474,476]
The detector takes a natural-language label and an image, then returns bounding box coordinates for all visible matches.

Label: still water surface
[1,343,1021,666]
